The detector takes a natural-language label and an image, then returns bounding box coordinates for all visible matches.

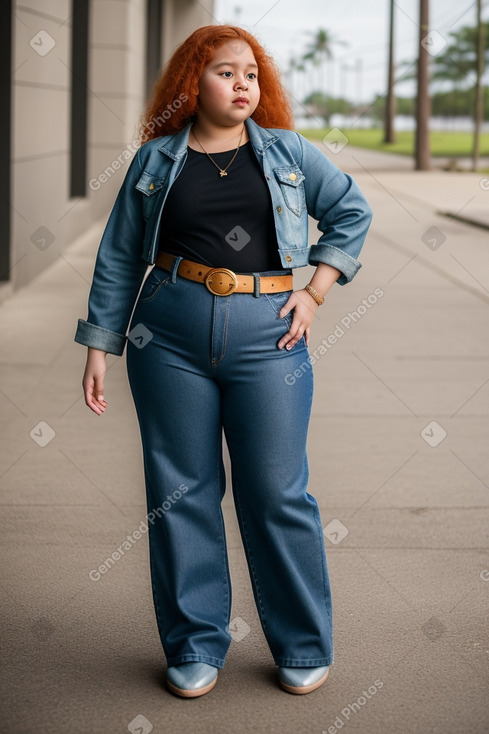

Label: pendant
[220,170,228,177]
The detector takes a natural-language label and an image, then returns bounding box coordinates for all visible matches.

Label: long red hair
[137,25,294,143]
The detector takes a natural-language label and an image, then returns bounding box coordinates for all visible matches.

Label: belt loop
[171,255,183,283]
[253,272,260,298]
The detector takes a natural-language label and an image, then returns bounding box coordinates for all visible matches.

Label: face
[196,41,260,127]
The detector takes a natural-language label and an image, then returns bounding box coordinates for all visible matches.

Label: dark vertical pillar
[0,0,12,280]
[146,0,163,98]
[70,0,90,198]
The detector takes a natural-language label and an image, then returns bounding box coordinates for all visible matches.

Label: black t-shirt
[157,141,288,273]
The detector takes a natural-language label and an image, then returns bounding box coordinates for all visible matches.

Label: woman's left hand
[277,289,320,350]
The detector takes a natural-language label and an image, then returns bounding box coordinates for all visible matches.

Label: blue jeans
[125,256,334,669]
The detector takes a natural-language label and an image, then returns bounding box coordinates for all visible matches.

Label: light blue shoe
[278,665,329,694]
[166,662,219,698]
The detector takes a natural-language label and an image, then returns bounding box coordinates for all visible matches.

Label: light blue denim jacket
[74,117,373,356]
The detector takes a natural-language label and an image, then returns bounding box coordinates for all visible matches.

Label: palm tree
[428,17,488,166]
[287,56,297,100]
[431,23,488,90]
[415,0,431,170]
[472,0,485,170]
[302,28,347,100]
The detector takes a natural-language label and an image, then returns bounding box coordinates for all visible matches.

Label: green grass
[297,128,489,157]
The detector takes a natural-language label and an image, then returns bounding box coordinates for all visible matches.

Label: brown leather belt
[154,251,293,296]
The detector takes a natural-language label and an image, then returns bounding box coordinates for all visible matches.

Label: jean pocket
[138,268,170,304]
[264,289,293,327]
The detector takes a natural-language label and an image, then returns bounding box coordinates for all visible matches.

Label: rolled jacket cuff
[308,244,362,285]
[74,319,126,356]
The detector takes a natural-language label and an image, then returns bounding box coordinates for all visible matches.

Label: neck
[189,119,248,152]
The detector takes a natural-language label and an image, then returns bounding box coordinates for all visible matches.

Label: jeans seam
[232,473,269,632]
[148,514,169,650]
[217,431,232,633]
[307,350,332,632]
[313,500,333,631]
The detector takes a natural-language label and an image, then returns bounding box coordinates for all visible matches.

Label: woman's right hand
[82,347,109,415]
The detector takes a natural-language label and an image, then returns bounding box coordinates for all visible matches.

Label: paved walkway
[0,145,488,733]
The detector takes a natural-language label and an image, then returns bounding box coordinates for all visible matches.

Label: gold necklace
[191,125,245,177]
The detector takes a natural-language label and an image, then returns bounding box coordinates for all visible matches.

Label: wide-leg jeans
[125,256,334,670]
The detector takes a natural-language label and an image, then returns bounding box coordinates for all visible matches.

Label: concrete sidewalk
[0,148,488,733]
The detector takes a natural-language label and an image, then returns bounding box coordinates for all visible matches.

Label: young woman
[75,25,372,698]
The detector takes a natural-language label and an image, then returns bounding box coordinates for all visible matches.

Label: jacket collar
[156,116,280,160]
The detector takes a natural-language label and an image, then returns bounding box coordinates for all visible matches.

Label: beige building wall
[5,0,214,301]
[161,0,215,64]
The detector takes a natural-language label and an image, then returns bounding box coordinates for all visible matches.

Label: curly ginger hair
[137,25,294,143]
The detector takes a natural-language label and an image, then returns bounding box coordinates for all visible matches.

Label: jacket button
[276,206,282,213]
[149,182,155,190]
[289,173,297,181]
[285,255,292,262]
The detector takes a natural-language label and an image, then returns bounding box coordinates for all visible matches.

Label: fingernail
[286,344,292,350]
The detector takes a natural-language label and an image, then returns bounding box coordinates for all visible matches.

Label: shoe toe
[278,665,329,693]
[166,662,218,697]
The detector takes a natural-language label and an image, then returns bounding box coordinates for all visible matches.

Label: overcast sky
[212,0,488,105]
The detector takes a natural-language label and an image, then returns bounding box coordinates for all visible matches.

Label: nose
[234,74,248,91]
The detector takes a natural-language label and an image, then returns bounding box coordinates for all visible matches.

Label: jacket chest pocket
[273,165,306,217]
[135,170,167,222]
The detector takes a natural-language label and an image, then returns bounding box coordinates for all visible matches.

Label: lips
[233,97,249,105]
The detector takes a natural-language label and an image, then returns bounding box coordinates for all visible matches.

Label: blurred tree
[430,15,488,168]
[432,88,489,117]
[303,92,354,126]
[432,21,489,90]
[398,21,489,95]
[302,28,347,98]
[371,89,489,122]
[371,95,415,122]
[287,55,308,112]
[472,0,485,170]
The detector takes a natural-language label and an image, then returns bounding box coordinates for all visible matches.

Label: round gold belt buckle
[204,267,238,296]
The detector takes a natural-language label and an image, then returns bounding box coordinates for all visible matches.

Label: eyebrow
[211,61,258,69]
